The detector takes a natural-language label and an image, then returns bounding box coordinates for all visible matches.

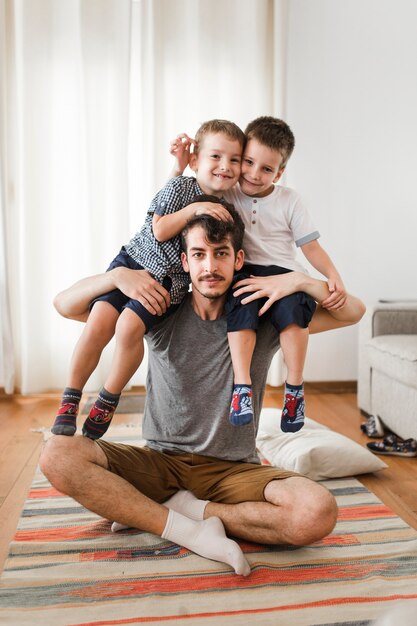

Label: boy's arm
[53,268,170,322]
[169,133,195,177]
[232,271,365,334]
[300,240,346,309]
[153,202,233,242]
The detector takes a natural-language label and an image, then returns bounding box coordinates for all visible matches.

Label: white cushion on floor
[256,408,387,480]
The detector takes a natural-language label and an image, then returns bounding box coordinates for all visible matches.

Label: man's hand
[233,272,307,316]
[112,267,171,315]
[169,133,195,177]
[321,274,347,310]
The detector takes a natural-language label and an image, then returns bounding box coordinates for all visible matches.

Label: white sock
[162,509,250,576]
[111,521,130,532]
[111,490,208,532]
[163,490,208,521]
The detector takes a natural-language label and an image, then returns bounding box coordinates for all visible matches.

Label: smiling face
[189,132,242,197]
[239,138,285,198]
[181,225,244,300]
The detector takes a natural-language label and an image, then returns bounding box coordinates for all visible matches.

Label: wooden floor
[1,386,417,576]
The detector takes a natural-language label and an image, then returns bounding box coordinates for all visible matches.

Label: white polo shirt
[225,184,320,272]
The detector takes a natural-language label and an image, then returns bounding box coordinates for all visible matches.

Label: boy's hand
[111,267,171,315]
[169,133,195,176]
[233,272,306,316]
[321,275,347,310]
[188,201,234,222]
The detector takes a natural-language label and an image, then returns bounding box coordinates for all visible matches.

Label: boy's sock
[229,384,253,426]
[281,382,305,433]
[82,387,120,440]
[51,388,82,436]
[111,491,209,533]
[162,509,251,576]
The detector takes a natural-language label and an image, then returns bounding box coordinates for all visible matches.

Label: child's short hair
[194,120,246,155]
[245,116,295,168]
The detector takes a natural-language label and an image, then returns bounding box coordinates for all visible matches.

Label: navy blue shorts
[90,247,179,331]
[225,263,316,333]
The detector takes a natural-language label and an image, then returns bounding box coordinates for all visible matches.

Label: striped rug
[1,432,417,625]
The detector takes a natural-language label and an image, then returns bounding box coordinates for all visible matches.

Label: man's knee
[39,435,103,494]
[291,486,338,545]
[265,477,338,545]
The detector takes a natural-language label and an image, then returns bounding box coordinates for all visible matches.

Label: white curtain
[1,0,286,394]
[0,0,15,393]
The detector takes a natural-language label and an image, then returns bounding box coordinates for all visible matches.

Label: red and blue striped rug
[1,431,417,625]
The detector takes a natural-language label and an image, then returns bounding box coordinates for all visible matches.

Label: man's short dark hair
[245,116,295,168]
[180,195,244,254]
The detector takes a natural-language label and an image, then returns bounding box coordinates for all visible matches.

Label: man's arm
[54,268,171,322]
[233,272,366,334]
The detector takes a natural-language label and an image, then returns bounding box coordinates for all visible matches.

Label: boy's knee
[115,309,146,343]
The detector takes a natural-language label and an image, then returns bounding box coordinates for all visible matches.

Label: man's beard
[192,273,229,300]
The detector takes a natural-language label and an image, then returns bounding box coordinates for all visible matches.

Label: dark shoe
[367,434,417,457]
[360,414,384,438]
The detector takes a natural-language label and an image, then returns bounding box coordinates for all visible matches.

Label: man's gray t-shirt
[144,293,279,463]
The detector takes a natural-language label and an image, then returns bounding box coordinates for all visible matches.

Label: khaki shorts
[97,441,299,504]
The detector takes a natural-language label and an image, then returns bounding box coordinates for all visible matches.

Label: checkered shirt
[124,176,203,304]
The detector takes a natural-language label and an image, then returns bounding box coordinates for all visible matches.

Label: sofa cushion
[366,335,417,389]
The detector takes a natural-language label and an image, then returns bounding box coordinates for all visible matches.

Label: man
[41,207,364,576]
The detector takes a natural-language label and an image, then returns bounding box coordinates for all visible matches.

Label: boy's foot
[51,388,82,436]
[281,382,304,433]
[229,385,253,426]
[82,388,120,440]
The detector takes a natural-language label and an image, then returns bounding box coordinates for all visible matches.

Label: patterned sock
[82,387,120,440]
[229,384,253,426]
[281,382,305,433]
[51,388,82,436]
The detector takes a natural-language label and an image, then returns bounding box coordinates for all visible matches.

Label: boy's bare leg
[227,329,256,426]
[52,302,119,436]
[82,309,146,439]
[40,438,250,576]
[280,325,308,386]
[279,325,309,432]
[104,309,146,393]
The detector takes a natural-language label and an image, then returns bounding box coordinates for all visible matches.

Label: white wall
[284,0,417,380]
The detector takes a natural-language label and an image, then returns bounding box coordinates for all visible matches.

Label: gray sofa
[357,302,417,440]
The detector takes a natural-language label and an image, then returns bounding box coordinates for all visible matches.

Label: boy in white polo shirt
[170,117,348,433]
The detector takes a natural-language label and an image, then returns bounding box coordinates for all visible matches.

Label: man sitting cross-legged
[41,205,364,576]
